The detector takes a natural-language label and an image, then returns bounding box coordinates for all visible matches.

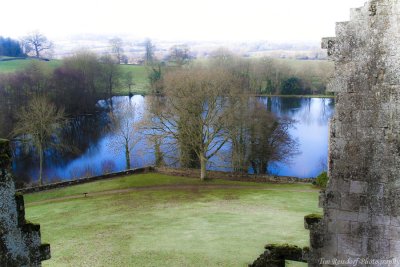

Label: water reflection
[265,97,334,177]
[12,96,334,182]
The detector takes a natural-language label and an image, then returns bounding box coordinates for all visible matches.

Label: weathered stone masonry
[311,0,400,265]
[250,1,400,266]
[0,139,50,266]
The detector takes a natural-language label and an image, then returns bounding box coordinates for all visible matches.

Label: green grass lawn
[0,58,61,73]
[117,64,150,95]
[25,173,320,267]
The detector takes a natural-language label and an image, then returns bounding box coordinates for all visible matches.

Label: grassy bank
[25,173,320,267]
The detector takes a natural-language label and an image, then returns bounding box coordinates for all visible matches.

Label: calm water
[12,96,335,182]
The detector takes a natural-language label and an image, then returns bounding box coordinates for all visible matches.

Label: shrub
[316,171,328,188]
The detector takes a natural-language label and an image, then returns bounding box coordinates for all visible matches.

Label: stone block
[340,194,361,212]
[337,210,359,221]
[328,220,351,234]
[325,191,341,209]
[388,226,400,240]
[391,216,400,227]
[368,238,391,259]
[390,240,400,258]
[371,215,391,226]
[338,234,363,256]
[350,181,368,194]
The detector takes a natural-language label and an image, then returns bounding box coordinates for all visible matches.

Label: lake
[12,95,335,182]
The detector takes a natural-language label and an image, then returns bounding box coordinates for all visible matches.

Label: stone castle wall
[250,1,400,266]
[0,139,50,266]
[309,0,400,265]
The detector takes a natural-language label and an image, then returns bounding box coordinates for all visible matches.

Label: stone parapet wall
[17,166,155,194]
[17,166,314,195]
[0,139,50,266]
[155,167,315,184]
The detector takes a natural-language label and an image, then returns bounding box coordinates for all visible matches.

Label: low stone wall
[155,167,315,184]
[16,166,314,195]
[17,166,155,194]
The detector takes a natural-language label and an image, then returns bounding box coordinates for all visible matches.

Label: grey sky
[1,0,367,41]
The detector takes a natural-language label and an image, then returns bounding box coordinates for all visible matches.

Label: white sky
[1,0,367,42]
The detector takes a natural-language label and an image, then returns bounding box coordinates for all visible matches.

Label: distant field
[0,58,61,73]
[117,64,150,95]
[0,58,150,95]
[25,173,320,267]
[0,58,333,96]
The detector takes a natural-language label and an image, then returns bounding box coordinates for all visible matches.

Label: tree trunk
[154,140,164,167]
[125,143,131,169]
[38,145,43,185]
[200,155,207,181]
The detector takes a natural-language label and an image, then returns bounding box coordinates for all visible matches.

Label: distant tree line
[0,36,25,57]
[150,48,333,96]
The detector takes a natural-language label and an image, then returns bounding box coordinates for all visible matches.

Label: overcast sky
[1,0,367,42]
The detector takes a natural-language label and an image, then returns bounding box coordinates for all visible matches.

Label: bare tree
[107,101,140,170]
[168,44,191,65]
[13,96,65,185]
[22,31,53,58]
[100,54,121,102]
[143,38,155,64]
[123,71,134,95]
[148,66,240,180]
[109,37,124,64]
[226,98,298,174]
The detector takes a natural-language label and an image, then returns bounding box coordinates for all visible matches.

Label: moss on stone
[23,220,41,232]
[304,213,322,227]
[264,243,304,261]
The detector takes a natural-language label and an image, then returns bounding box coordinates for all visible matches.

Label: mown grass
[25,173,320,267]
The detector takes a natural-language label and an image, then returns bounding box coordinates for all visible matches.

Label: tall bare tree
[149,66,240,180]
[143,38,155,64]
[13,96,65,185]
[107,101,140,170]
[109,37,124,64]
[22,31,53,58]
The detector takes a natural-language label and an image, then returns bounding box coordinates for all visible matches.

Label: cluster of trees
[0,50,124,184]
[0,32,54,59]
[1,51,120,112]
[145,58,298,180]
[0,36,24,57]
